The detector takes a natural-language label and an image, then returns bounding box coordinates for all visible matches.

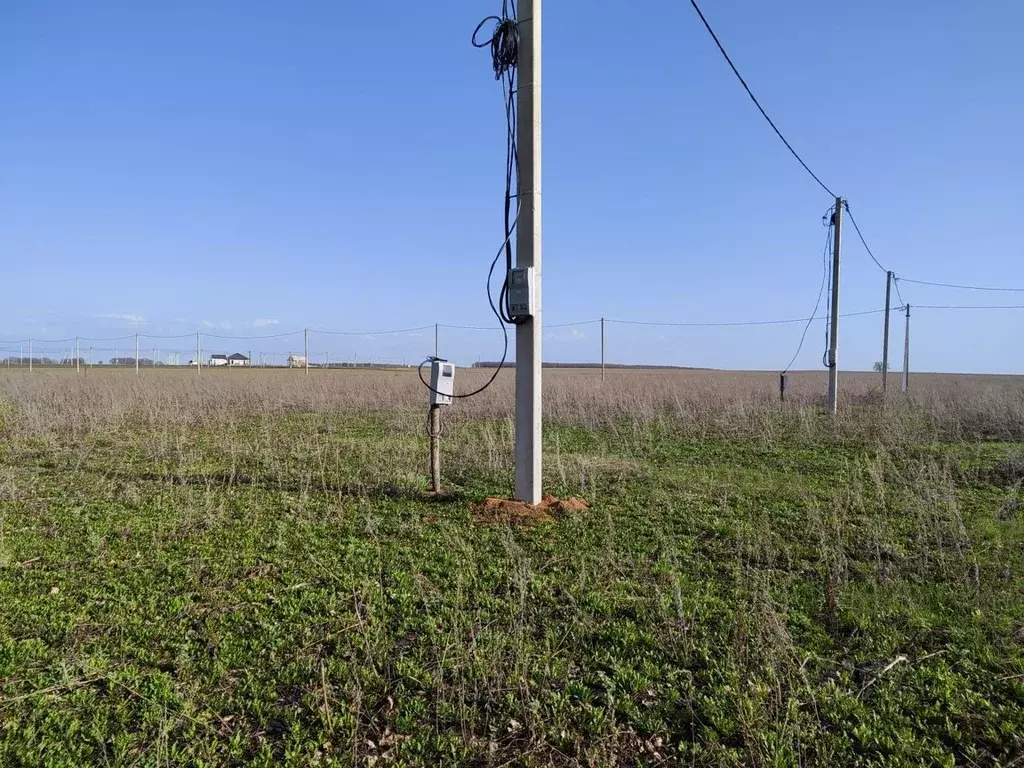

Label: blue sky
[1,1,1021,371]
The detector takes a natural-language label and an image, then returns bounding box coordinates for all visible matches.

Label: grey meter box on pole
[507,267,536,320]
[429,360,454,406]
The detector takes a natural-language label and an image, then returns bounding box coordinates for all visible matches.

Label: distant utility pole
[135,334,140,375]
[882,271,893,392]
[514,0,543,504]
[435,323,439,358]
[304,329,309,375]
[76,338,80,374]
[28,339,33,373]
[901,303,911,393]
[197,332,201,375]
[826,197,843,414]
[600,317,605,382]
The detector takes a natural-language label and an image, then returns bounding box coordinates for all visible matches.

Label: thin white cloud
[252,318,279,328]
[545,327,587,342]
[98,313,146,325]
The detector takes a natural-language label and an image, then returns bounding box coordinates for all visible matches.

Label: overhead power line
[687,0,836,198]
[893,277,906,308]
[843,205,888,274]
[608,308,885,328]
[897,277,1024,293]
[915,304,1024,311]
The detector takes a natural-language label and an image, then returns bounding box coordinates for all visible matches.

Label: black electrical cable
[418,1,524,401]
[783,220,833,374]
[843,203,888,274]
[687,0,836,199]
[822,204,835,368]
[896,277,1024,292]
[893,276,906,309]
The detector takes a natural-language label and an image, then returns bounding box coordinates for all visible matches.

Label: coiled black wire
[418,2,522,401]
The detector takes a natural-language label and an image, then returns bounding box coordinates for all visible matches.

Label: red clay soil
[470,494,589,526]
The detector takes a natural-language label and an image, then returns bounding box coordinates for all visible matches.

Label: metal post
[902,303,910,393]
[882,271,892,392]
[826,197,843,414]
[197,332,201,375]
[600,317,605,382]
[429,405,441,493]
[135,334,140,375]
[304,329,309,374]
[514,0,542,503]
[76,338,80,374]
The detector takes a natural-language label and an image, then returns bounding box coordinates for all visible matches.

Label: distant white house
[288,354,306,368]
[227,353,249,367]
[209,354,229,367]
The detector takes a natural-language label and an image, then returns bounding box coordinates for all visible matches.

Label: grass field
[1,368,1023,766]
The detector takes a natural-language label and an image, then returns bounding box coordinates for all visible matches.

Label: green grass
[1,411,1023,766]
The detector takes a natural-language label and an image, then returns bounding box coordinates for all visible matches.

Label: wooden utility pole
[600,317,605,382]
[429,405,441,493]
[197,332,201,375]
[901,303,911,393]
[882,271,892,392]
[826,198,843,414]
[304,329,309,375]
[76,338,80,374]
[28,339,32,373]
[514,0,543,503]
[135,334,140,375]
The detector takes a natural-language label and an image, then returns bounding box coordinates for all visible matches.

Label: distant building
[227,353,250,367]
[288,354,306,368]
[209,354,228,367]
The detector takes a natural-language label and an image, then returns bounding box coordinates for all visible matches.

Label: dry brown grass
[1,366,1020,443]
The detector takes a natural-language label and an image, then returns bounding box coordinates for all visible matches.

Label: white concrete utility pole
[514,0,543,504]
[826,197,843,414]
[197,332,201,375]
[304,329,309,375]
[76,338,80,374]
[882,271,892,393]
[600,317,605,382]
[28,339,33,373]
[135,334,140,375]
[901,303,911,393]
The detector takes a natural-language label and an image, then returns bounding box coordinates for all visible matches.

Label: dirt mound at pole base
[471,494,590,526]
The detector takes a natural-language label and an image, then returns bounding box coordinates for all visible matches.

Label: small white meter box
[429,359,454,406]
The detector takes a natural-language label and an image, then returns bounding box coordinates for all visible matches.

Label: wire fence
[0,301,1020,374]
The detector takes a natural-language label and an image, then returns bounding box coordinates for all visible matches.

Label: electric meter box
[429,359,454,406]
[507,267,535,320]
